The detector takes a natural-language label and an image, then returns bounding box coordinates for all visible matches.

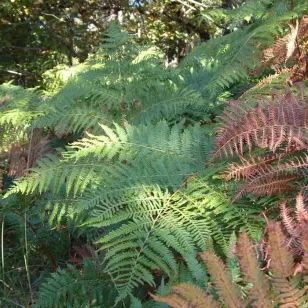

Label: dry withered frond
[7,129,53,178]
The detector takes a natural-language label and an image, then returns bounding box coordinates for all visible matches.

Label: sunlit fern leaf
[93,187,208,303]
[7,121,208,197]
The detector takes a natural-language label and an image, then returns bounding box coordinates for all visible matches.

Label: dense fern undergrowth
[1,1,308,307]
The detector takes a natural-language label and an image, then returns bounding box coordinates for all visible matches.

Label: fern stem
[1,216,5,298]
[1,297,25,308]
[23,205,33,304]
[24,124,34,308]
[23,254,33,304]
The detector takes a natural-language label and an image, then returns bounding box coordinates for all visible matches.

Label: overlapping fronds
[213,90,308,160]
[181,0,308,100]
[7,121,207,196]
[212,88,308,200]
[6,121,214,302]
[279,192,308,254]
[5,15,308,306]
[6,115,265,302]
[237,232,272,307]
[0,84,51,183]
[154,221,308,308]
[32,24,209,137]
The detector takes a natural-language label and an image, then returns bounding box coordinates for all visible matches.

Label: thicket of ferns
[154,218,308,308]
[0,1,308,306]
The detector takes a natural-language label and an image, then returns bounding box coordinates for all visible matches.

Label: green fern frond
[93,186,208,302]
[7,121,208,197]
[35,258,116,308]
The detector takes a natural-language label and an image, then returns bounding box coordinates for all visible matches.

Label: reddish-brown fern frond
[7,129,52,178]
[212,90,308,161]
[237,231,272,307]
[262,34,291,71]
[234,153,308,198]
[214,88,308,201]
[154,223,308,308]
[279,193,308,255]
[151,283,220,308]
[280,200,302,254]
[225,153,282,181]
[200,252,244,308]
[234,171,299,202]
[267,221,306,307]
[261,16,308,74]
[280,200,298,237]
[295,192,308,222]
[231,154,308,201]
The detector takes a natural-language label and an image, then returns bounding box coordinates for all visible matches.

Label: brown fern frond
[278,193,308,255]
[295,192,308,222]
[152,293,190,308]
[7,129,53,178]
[225,153,282,181]
[221,113,308,201]
[151,284,220,308]
[153,220,308,308]
[267,221,305,307]
[261,16,308,74]
[262,35,289,71]
[261,19,299,71]
[212,90,308,161]
[237,231,273,307]
[234,171,299,202]
[233,152,308,200]
[200,252,244,308]
[280,200,298,237]
[280,200,303,254]
[301,223,308,275]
